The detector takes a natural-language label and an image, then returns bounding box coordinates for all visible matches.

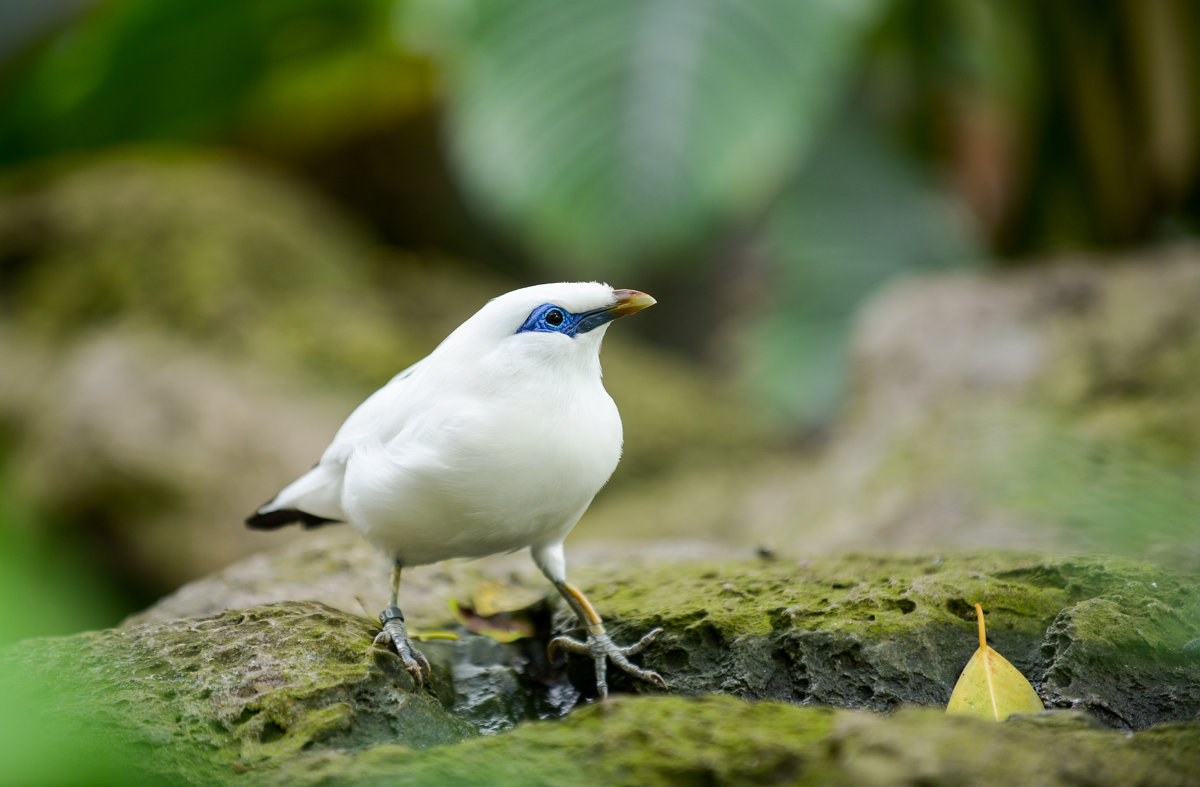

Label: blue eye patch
[517,303,616,337]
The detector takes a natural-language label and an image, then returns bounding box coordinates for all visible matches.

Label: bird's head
[442,282,656,371]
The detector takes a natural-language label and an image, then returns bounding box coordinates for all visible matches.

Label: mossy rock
[0,602,474,785]
[725,254,1200,570]
[134,545,1200,732]
[4,553,1199,784]
[575,553,1200,730]
[266,696,1199,787]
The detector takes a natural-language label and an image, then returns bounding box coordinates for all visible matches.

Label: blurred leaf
[0,0,93,60]
[463,578,545,618]
[451,578,542,643]
[745,118,980,423]
[237,47,433,156]
[946,603,1044,722]
[433,0,888,272]
[0,0,427,163]
[0,465,126,644]
[412,629,460,641]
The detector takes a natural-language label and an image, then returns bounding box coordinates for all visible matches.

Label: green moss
[271,695,834,786]
[569,554,1200,728]
[267,696,1200,787]
[580,553,1083,639]
[4,555,1199,783]
[0,602,474,784]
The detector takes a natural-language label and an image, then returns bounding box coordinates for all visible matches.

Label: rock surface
[267,697,1199,787]
[583,553,1200,730]
[124,527,730,628]
[134,542,1200,731]
[5,551,1197,784]
[727,252,1200,569]
[2,602,473,785]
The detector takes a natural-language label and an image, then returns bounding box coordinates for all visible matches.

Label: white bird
[247,282,665,698]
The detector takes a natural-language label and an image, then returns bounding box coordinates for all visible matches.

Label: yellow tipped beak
[608,289,657,318]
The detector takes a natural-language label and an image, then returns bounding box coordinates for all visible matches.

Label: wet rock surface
[4,551,1198,784]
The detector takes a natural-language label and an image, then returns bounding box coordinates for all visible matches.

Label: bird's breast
[469,380,623,510]
[341,375,623,564]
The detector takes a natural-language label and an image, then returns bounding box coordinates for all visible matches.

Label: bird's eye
[545,309,565,327]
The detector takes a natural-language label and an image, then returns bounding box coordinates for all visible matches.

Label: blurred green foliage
[0,0,430,161]
[4,0,1199,423]
[749,118,980,419]
[0,463,128,646]
[425,0,884,270]
[866,0,1200,253]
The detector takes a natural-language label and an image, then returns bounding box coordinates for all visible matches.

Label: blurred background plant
[1,0,1198,648]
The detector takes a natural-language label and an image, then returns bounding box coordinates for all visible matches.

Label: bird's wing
[321,359,427,464]
[249,360,428,528]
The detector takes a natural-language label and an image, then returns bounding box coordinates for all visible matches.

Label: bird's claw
[548,626,666,698]
[373,606,431,688]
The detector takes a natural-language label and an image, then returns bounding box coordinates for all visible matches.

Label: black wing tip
[245,509,343,530]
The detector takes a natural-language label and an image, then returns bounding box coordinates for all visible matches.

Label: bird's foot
[373,606,431,688]
[548,625,666,699]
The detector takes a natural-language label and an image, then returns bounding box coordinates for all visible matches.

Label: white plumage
[248,281,664,697]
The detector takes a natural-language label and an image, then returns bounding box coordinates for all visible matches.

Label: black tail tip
[245,509,342,530]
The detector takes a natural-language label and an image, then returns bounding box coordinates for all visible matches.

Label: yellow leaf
[410,629,459,642]
[450,599,534,643]
[451,580,541,643]
[946,603,1044,721]
[467,579,543,618]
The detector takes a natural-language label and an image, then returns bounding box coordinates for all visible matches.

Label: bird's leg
[372,561,431,688]
[547,580,666,699]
